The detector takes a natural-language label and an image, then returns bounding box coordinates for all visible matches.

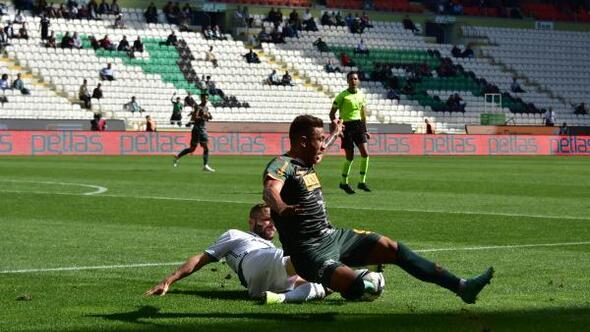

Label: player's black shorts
[341,120,367,150]
[190,127,208,146]
[288,228,382,287]
[170,112,182,122]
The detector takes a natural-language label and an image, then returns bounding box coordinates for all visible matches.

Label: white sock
[283,283,326,303]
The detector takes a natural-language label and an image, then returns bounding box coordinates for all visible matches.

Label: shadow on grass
[88,305,590,332]
[167,289,247,300]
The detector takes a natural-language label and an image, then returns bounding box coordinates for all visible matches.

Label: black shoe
[357,183,372,192]
[339,183,356,194]
[459,267,494,304]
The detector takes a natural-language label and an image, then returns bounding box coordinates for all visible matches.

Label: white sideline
[1,241,589,274]
[0,188,589,222]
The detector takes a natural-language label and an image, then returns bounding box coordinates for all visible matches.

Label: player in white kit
[144,203,327,304]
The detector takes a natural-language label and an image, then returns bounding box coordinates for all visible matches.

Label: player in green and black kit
[330,71,371,194]
[173,93,215,172]
[263,114,494,303]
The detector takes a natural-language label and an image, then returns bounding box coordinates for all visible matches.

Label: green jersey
[263,155,333,254]
[333,89,366,121]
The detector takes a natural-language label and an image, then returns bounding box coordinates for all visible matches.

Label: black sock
[177,148,192,159]
[395,242,461,293]
[203,148,209,165]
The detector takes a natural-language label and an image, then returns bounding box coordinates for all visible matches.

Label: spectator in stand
[212,25,226,40]
[266,69,281,85]
[360,12,373,29]
[90,113,107,131]
[165,31,178,46]
[302,8,318,31]
[12,73,30,95]
[574,102,588,115]
[206,76,224,97]
[243,49,260,64]
[71,32,82,49]
[446,93,466,112]
[340,52,354,67]
[117,35,130,52]
[170,92,183,127]
[13,10,25,24]
[313,37,329,52]
[184,91,196,108]
[320,11,330,26]
[87,0,98,20]
[325,59,341,73]
[387,87,400,101]
[510,77,525,93]
[425,119,435,134]
[402,15,419,33]
[196,75,207,91]
[111,0,120,15]
[0,29,7,52]
[354,39,369,55]
[99,34,115,50]
[451,45,462,58]
[282,71,293,86]
[544,108,556,126]
[0,73,9,91]
[462,45,475,58]
[79,79,91,109]
[16,22,28,40]
[205,46,218,68]
[92,83,103,102]
[350,14,362,33]
[88,34,99,50]
[145,115,156,132]
[559,122,569,135]
[39,14,50,40]
[144,2,158,24]
[45,30,56,48]
[99,63,115,81]
[401,82,416,95]
[4,22,15,38]
[60,31,74,48]
[124,96,145,114]
[451,2,464,15]
[114,13,125,29]
[257,28,272,44]
[97,0,110,15]
[203,25,213,39]
[234,5,246,27]
[132,36,143,52]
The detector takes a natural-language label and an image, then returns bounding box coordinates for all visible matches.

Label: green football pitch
[1,155,589,331]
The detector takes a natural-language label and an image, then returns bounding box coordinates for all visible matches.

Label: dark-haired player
[262,114,494,303]
[173,93,215,172]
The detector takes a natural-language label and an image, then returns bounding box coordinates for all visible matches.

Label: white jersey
[205,229,276,274]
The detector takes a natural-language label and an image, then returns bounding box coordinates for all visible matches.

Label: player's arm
[144,252,213,296]
[263,177,303,216]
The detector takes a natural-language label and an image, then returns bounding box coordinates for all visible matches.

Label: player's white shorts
[240,247,297,298]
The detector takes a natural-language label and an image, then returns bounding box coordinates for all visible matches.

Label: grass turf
[0,155,589,331]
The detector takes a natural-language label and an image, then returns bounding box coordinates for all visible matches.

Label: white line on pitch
[0,189,588,221]
[0,180,107,195]
[1,241,589,274]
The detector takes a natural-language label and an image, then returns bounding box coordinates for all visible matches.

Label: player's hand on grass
[144,282,170,296]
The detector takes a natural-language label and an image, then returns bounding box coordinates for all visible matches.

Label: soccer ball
[359,269,385,302]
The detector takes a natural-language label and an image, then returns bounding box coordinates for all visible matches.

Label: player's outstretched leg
[174,146,196,167]
[201,146,215,172]
[339,159,356,194]
[264,283,327,304]
[372,239,494,303]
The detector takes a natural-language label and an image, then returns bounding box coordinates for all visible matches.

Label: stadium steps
[256,48,333,98]
[1,55,77,105]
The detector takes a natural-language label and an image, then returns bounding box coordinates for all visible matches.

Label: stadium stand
[1,1,589,132]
